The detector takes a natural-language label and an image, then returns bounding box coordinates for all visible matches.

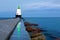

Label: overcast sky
[0,0,60,17]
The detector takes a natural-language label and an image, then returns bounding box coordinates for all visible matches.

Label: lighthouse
[16,6,21,18]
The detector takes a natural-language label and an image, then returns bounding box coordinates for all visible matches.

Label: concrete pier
[0,18,20,40]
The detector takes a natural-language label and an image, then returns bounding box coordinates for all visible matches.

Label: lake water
[10,17,60,40]
[24,17,60,40]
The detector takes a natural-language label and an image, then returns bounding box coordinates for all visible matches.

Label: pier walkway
[0,18,20,40]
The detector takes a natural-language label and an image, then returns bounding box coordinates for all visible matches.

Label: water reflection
[10,22,21,40]
[17,22,21,37]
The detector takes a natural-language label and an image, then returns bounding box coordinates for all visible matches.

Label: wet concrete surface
[0,18,20,40]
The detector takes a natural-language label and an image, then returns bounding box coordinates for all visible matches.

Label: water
[10,22,21,40]
[10,21,31,40]
[24,17,60,40]
[10,17,60,40]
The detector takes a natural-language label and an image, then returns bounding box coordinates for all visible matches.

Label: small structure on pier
[16,6,22,18]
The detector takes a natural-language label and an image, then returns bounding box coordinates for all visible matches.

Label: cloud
[22,0,60,10]
[21,0,60,17]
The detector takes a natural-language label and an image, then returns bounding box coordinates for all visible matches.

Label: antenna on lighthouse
[16,5,21,18]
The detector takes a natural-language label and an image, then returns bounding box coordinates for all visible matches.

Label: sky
[0,0,60,17]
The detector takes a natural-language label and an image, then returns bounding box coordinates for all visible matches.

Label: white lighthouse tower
[16,6,21,18]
